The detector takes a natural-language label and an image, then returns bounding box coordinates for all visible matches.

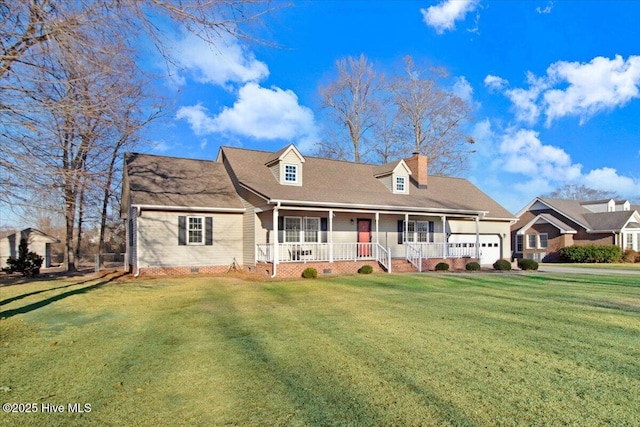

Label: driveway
[537,264,640,277]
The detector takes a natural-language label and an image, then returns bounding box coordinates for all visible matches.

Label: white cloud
[421,0,480,34]
[536,1,554,14]
[452,76,475,105]
[583,167,640,196]
[491,55,640,126]
[170,31,269,87]
[498,128,582,181]
[484,75,508,92]
[177,83,317,144]
[543,55,640,125]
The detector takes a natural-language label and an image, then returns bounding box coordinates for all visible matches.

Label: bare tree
[390,56,472,175]
[545,184,621,201]
[318,54,382,163]
[2,0,276,270]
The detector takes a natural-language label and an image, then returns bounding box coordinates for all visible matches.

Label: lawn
[1,270,639,426]
[543,262,640,271]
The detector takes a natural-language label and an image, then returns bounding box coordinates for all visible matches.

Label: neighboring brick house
[122,145,516,277]
[511,197,640,262]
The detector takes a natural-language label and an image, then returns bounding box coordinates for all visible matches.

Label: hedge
[559,245,622,263]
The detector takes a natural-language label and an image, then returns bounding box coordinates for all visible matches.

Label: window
[304,217,320,243]
[626,233,634,250]
[284,164,298,183]
[284,217,301,242]
[404,220,434,243]
[527,234,537,249]
[395,176,405,193]
[515,235,523,252]
[539,233,548,249]
[188,216,204,245]
[284,216,320,243]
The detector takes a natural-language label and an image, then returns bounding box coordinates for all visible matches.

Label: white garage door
[449,234,501,265]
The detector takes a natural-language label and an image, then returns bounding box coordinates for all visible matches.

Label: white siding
[137,211,242,268]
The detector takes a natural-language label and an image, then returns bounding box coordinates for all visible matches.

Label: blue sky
[146,0,640,215]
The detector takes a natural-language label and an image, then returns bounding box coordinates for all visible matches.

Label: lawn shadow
[0,272,127,319]
[0,271,119,307]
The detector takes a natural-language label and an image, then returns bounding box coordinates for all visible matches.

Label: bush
[5,239,43,277]
[435,262,449,271]
[518,259,539,270]
[622,249,640,263]
[301,267,318,279]
[559,245,622,263]
[493,259,512,271]
[358,265,373,274]
[465,262,481,271]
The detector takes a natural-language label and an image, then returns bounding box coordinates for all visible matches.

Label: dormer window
[284,164,298,183]
[396,176,406,193]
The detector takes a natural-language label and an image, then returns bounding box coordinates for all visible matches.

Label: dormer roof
[265,144,305,167]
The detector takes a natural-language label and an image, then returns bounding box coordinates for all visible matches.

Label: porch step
[390,259,419,273]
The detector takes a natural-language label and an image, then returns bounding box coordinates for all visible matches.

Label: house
[121,145,516,277]
[511,197,640,262]
[0,228,60,268]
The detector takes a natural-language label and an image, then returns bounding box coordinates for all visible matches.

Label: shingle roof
[221,146,514,219]
[536,197,638,232]
[124,153,244,211]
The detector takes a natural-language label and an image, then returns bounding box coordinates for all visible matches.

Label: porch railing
[405,242,476,270]
[256,242,387,264]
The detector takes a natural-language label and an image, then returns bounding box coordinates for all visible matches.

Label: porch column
[441,216,447,259]
[475,217,480,260]
[329,210,334,262]
[273,206,279,267]
[375,212,379,244]
[404,213,409,258]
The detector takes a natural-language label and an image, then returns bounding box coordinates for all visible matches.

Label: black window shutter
[178,216,186,245]
[205,217,213,245]
[278,216,284,230]
[397,220,404,244]
[321,217,328,243]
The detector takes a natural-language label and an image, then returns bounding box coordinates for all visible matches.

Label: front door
[357,219,372,257]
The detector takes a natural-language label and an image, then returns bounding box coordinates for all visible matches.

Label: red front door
[357,219,371,257]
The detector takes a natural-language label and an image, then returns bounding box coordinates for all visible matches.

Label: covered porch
[254,204,482,276]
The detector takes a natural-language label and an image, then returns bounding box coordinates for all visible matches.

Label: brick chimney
[404,152,428,188]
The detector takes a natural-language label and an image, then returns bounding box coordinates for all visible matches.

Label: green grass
[1,271,639,426]
[543,262,640,271]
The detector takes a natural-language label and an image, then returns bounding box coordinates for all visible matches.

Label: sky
[92,1,640,217]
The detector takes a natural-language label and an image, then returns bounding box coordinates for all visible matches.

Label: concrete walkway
[537,264,640,277]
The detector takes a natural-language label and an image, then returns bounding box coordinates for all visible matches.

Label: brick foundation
[257,261,383,278]
[137,265,236,276]
[423,257,478,271]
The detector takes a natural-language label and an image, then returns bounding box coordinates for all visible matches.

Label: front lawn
[1,271,639,426]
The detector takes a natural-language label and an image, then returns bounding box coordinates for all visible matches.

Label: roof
[516,213,577,235]
[521,197,639,232]
[124,153,245,211]
[220,146,515,219]
[0,228,59,243]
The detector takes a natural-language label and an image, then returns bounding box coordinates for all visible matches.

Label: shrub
[518,259,539,270]
[5,239,43,277]
[465,261,481,271]
[559,245,622,263]
[358,265,373,274]
[493,259,512,271]
[435,262,449,271]
[622,249,640,263]
[301,267,318,279]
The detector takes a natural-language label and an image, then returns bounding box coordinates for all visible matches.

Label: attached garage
[449,234,502,265]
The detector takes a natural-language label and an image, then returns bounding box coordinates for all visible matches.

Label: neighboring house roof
[123,152,245,212]
[516,213,577,235]
[220,146,515,220]
[1,228,59,243]
[516,197,639,233]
